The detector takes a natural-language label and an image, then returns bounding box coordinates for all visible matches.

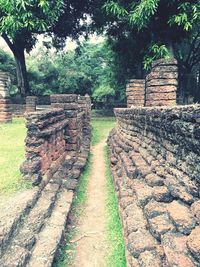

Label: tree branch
[185,31,200,66]
[1,33,17,54]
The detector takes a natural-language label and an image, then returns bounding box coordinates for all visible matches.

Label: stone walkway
[71,141,108,267]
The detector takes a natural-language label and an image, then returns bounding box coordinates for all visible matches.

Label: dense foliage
[0,41,125,106]
[90,0,200,102]
[0,1,199,104]
[0,0,92,95]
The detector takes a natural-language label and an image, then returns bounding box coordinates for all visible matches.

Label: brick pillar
[0,72,12,123]
[77,95,91,143]
[85,94,92,120]
[26,96,37,112]
[78,95,88,112]
[145,58,178,106]
[126,79,145,107]
[77,95,91,118]
[50,94,80,152]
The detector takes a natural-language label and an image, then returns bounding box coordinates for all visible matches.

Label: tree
[92,84,115,108]
[90,0,200,102]
[94,0,199,67]
[26,41,117,96]
[0,49,18,94]
[27,47,60,95]
[0,0,92,96]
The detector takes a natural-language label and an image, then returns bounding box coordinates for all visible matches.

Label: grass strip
[91,117,115,146]
[104,146,126,267]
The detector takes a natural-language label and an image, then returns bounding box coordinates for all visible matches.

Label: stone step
[0,183,60,267]
[28,189,73,267]
[0,188,41,258]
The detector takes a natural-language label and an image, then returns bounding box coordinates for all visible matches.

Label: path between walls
[70,140,108,267]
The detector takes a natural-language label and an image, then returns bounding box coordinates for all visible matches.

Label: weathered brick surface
[146,59,178,107]
[20,108,68,185]
[21,94,91,186]
[126,58,178,108]
[126,79,145,108]
[0,72,12,123]
[107,105,200,266]
[26,96,37,113]
[0,94,91,266]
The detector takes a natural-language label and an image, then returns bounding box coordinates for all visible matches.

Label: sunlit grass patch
[91,117,116,146]
[0,118,31,195]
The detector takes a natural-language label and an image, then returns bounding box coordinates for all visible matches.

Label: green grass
[55,153,93,267]
[91,117,116,145]
[0,118,31,196]
[104,146,126,267]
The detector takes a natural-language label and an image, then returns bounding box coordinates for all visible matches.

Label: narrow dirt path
[71,140,108,267]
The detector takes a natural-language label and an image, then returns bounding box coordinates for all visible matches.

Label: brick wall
[11,104,25,117]
[0,72,12,123]
[0,98,12,123]
[126,79,145,108]
[20,108,68,185]
[126,58,178,108]
[21,94,91,187]
[108,105,200,266]
[146,58,178,106]
[26,96,37,112]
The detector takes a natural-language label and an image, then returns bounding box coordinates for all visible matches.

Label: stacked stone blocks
[126,58,178,108]
[108,105,200,266]
[126,79,145,108]
[0,94,91,267]
[51,94,80,152]
[0,72,12,123]
[21,94,91,187]
[20,108,68,185]
[146,58,178,106]
[26,96,37,113]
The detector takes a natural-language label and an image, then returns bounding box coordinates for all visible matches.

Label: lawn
[91,117,116,146]
[0,118,30,195]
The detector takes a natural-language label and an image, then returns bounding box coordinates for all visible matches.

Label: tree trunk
[166,40,174,57]
[13,49,30,96]
[2,34,30,96]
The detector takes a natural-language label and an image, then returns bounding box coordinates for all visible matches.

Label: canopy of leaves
[92,0,200,70]
[0,49,18,93]
[92,84,115,105]
[0,0,93,52]
[26,41,123,104]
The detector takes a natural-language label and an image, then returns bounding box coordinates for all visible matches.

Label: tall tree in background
[0,0,91,96]
[91,0,200,101]
[103,0,199,57]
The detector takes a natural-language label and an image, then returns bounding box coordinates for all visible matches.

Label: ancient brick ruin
[108,58,200,266]
[0,94,91,267]
[20,94,91,186]
[1,57,200,266]
[0,72,12,123]
[26,96,37,113]
[126,58,178,108]
[126,79,145,108]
